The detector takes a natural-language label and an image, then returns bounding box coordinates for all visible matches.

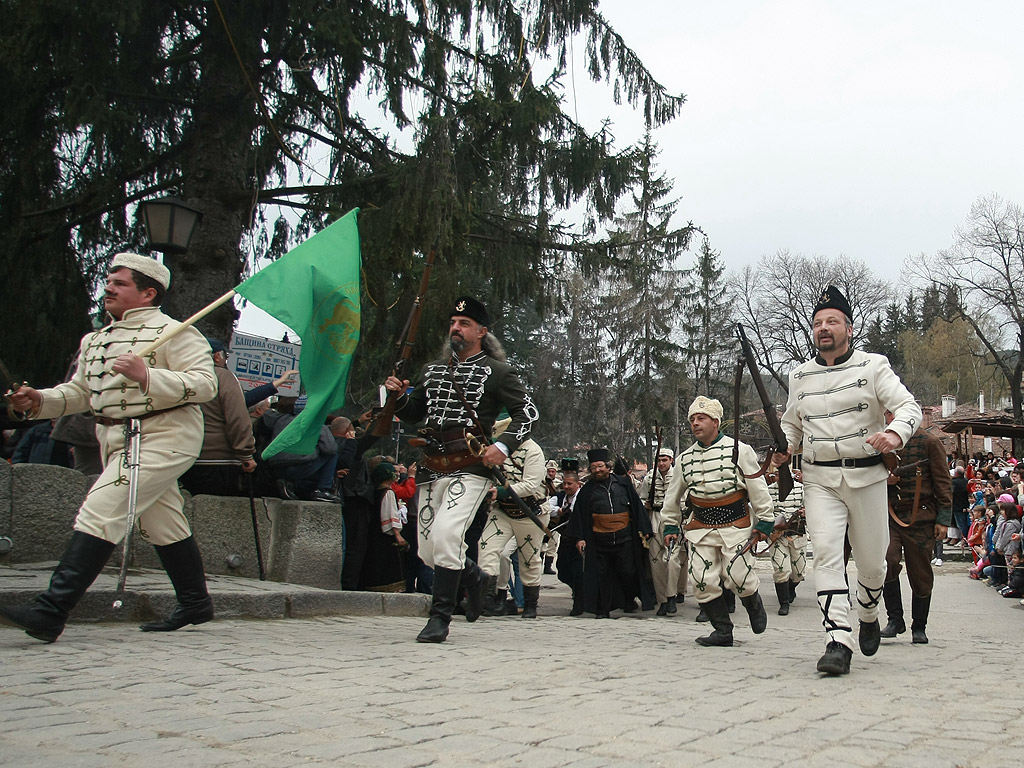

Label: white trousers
[478,508,551,587]
[770,535,808,584]
[686,528,760,603]
[649,535,689,603]
[803,477,888,650]
[416,474,492,571]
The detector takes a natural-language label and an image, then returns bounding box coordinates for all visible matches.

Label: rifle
[647,421,662,511]
[733,324,794,502]
[367,247,438,437]
[1,353,30,420]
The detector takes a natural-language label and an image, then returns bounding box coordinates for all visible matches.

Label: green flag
[236,208,361,459]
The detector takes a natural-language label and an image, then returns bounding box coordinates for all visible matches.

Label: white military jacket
[34,306,217,421]
[781,348,921,489]
[661,433,774,542]
[491,438,547,511]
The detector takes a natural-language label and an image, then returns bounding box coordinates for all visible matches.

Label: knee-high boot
[695,595,733,647]
[139,536,214,632]
[774,582,791,615]
[522,585,540,618]
[879,580,905,637]
[570,579,584,616]
[910,594,930,644]
[741,592,768,634]
[0,532,115,643]
[481,574,501,616]
[461,560,486,623]
[416,566,462,643]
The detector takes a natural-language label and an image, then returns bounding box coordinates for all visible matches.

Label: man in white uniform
[776,286,921,675]
[2,253,218,642]
[663,397,775,647]
[639,447,688,616]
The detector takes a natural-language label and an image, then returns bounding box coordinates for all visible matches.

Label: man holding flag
[2,253,218,642]
[1,208,363,643]
[384,296,539,643]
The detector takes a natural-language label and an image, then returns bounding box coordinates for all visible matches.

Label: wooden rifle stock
[368,247,438,437]
[735,323,794,502]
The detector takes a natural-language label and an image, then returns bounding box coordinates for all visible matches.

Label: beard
[449,333,467,353]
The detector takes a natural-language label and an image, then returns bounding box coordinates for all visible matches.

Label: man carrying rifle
[1,253,218,643]
[639,447,688,616]
[662,397,774,647]
[383,296,538,643]
[774,286,921,676]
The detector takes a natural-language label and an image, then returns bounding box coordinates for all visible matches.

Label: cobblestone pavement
[0,558,1019,768]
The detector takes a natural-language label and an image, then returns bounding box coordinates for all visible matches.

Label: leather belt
[807,455,884,469]
[94,403,194,427]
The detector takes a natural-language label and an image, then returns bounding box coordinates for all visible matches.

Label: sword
[112,418,142,610]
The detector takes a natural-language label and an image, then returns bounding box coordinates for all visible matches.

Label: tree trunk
[163,5,257,341]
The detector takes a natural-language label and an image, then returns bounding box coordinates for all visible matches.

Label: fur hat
[656,447,675,459]
[110,252,171,290]
[451,295,490,326]
[812,285,852,322]
[587,447,611,465]
[688,396,724,422]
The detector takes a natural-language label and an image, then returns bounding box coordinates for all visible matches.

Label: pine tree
[0,1,686,386]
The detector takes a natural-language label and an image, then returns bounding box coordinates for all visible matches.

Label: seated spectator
[180,338,256,496]
[11,419,72,467]
[262,397,340,502]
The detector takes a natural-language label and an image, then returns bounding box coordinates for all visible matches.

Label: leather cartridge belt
[684,490,750,530]
[94,402,194,427]
[806,455,884,469]
[414,426,485,474]
[498,495,542,520]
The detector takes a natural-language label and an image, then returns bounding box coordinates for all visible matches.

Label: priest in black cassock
[566,448,655,617]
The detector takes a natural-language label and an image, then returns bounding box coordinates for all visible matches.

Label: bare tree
[912,194,1024,431]
[735,252,893,391]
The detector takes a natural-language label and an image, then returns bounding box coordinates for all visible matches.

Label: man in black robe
[566,448,655,617]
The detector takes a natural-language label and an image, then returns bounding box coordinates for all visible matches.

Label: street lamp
[139,196,203,254]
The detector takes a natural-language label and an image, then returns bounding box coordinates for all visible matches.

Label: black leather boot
[416,566,461,643]
[816,642,853,675]
[879,580,906,638]
[741,592,768,634]
[859,619,881,656]
[569,581,584,616]
[775,582,791,616]
[788,579,798,602]
[484,586,508,616]
[461,560,486,623]
[543,556,555,575]
[522,585,540,618]
[695,595,733,647]
[139,536,214,632]
[911,594,930,644]
[0,532,115,643]
[723,588,736,613]
[480,575,501,616]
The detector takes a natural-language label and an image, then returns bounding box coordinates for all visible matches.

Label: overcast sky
[240,1,1024,338]
[580,0,1024,282]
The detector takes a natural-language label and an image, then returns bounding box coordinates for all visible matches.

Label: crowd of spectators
[960,452,1024,603]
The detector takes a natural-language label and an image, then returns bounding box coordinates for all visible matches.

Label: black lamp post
[139,196,203,254]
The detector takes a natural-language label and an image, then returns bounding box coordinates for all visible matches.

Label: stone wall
[0,463,344,590]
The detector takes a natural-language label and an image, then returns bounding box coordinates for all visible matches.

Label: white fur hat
[656,447,675,459]
[687,396,723,423]
[111,252,171,289]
